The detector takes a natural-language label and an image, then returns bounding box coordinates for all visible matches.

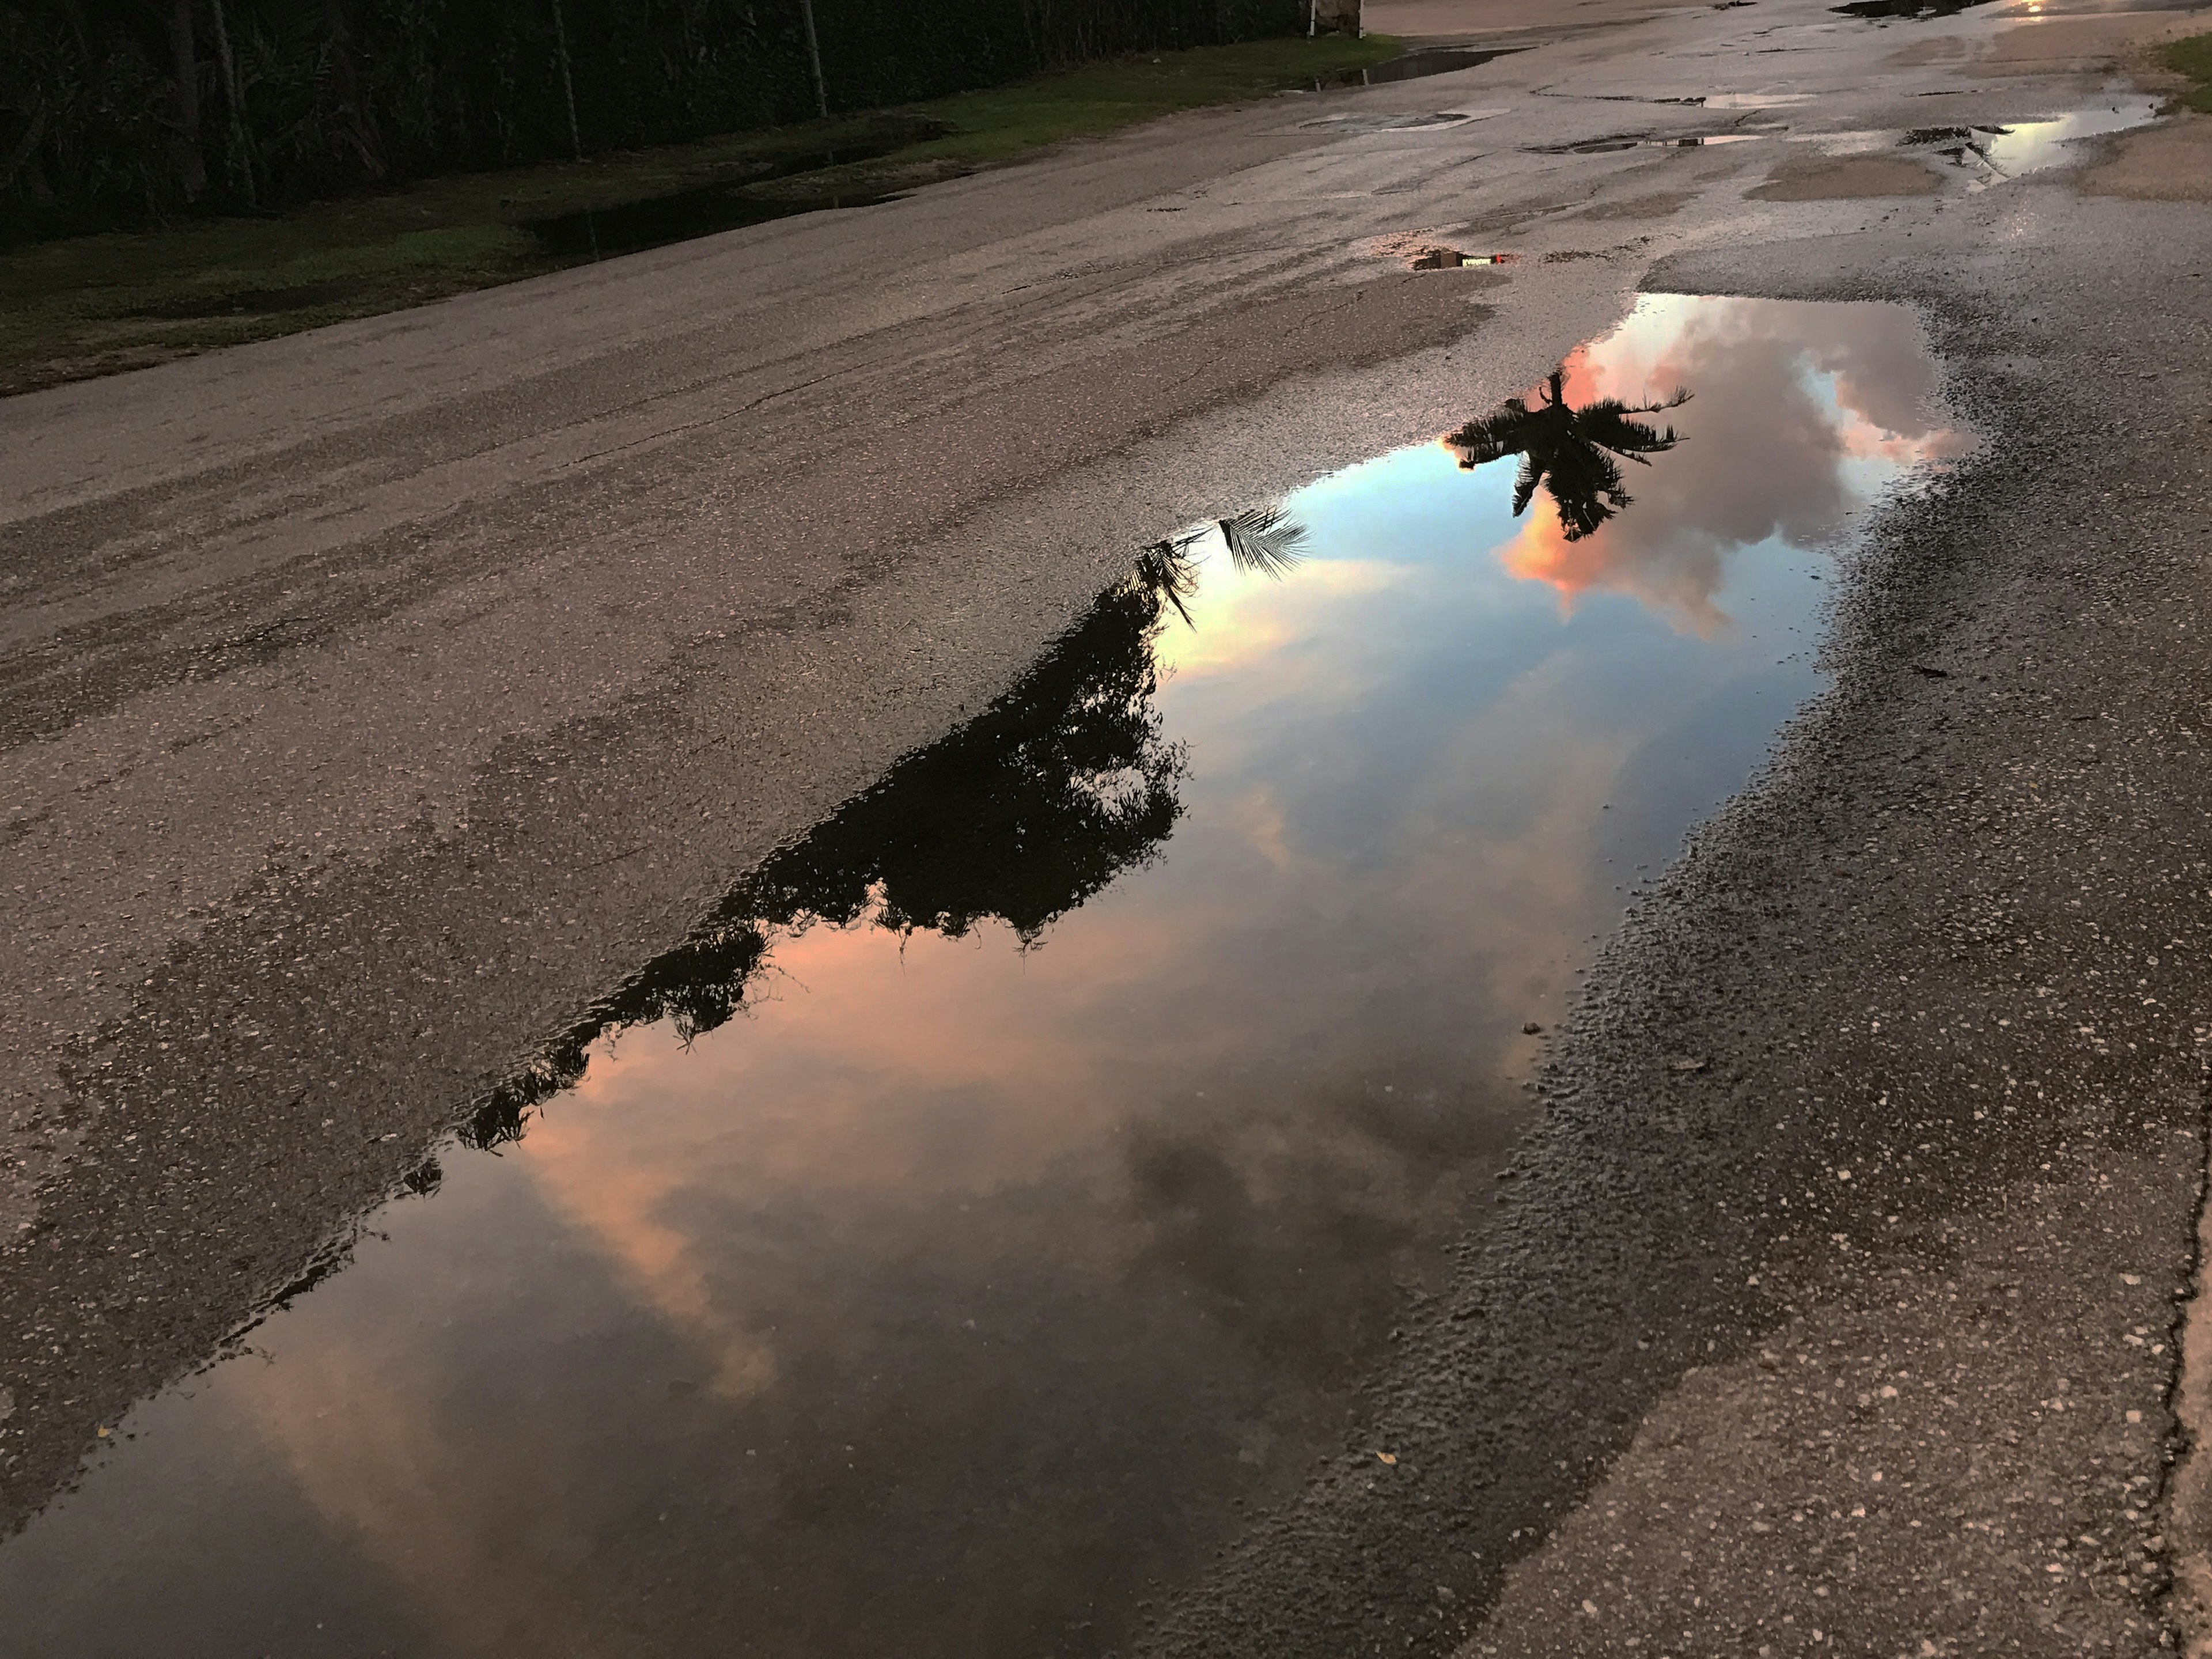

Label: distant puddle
[526,179,897,259]
[1404,246,1520,269]
[1899,97,2161,181]
[1832,0,1995,18]
[0,297,1967,1659]
[1531,131,1770,153]
[1538,90,1812,108]
[2008,0,2211,10]
[1702,91,1817,107]
[1299,108,1503,132]
[521,123,944,258]
[1317,46,1516,88]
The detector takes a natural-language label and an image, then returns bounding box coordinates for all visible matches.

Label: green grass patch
[2166,33,2212,113]
[0,34,1400,397]
[908,35,1407,162]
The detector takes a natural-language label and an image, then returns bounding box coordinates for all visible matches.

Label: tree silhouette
[466,510,1310,1149]
[1136,506,1309,624]
[467,549,1198,1147]
[1445,369,1690,541]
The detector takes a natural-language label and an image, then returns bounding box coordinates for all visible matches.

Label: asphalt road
[5,0,2212,1650]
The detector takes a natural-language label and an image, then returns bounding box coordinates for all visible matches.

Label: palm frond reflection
[1445,369,1691,542]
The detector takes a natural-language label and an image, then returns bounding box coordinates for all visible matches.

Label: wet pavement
[8,0,2212,1651]
[0,296,1963,1658]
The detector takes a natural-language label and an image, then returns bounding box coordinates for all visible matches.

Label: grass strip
[0,34,1402,398]
[2166,33,2212,114]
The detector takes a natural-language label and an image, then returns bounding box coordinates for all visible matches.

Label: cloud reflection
[1471,296,1968,632]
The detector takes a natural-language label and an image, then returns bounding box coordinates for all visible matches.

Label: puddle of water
[1401,245,1520,270]
[525,180,899,259]
[1899,97,2161,181]
[2003,0,2212,12]
[0,296,1968,1659]
[1536,90,1810,109]
[1832,0,1995,17]
[521,122,948,258]
[1532,131,1772,153]
[1318,46,1517,88]
[1298,107,1505,132]
[1790,127,1908,153]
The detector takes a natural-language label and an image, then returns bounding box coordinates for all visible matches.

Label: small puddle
[1298,108,1504,132]
[1538,90,1813,108]
[1317,46,1517,88]
[0,296,1968,1659]
[521,122,945,259]
[2003,0,2211,10]
[1899,97,2161,181]
[1407,247,1520,269]
[525,179,899,259]
[1832,0,1995,17]
[1703,90,1818,108]
[1530,131,1772,153]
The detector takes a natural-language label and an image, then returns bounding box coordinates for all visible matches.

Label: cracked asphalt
[5,0,2212,1650]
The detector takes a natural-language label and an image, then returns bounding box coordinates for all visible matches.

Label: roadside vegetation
[1,0,1306,236]
[2166,33,2212,113]
[0,33,1399,397]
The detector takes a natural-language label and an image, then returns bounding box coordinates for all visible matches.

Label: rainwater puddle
[1832,0,1995,18]
[1703,90,1818,108]
[526,180,899,259]
[2003,0,2210,11]
[0,296,1968,1659]
[1317,46,1517,88]
[1298,107,1505,132]
[1537,90,1813,108]
[1401,246,1520,269]
[1530,130,1772,153]
[1900,97,2161,181]
[521,122,944,258]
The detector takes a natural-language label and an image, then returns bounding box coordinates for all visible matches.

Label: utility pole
[798,0,830,119]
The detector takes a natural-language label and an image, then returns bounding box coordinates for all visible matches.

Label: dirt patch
[1573,189,1699,220]
[1748,152,1944,199]
[1361,226,1465,260]
[2078,115,2212,200]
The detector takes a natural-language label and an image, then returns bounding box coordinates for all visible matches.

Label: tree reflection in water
[469,509,1304,1150]
[1445,369,1691,542]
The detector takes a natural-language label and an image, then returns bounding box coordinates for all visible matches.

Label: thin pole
[797,0,830,119]
[551,0,584,160]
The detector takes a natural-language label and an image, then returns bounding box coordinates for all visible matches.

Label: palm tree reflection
[1138,506,1310,624]
[468,510,1304,1148]
[1445,370,1690,541]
